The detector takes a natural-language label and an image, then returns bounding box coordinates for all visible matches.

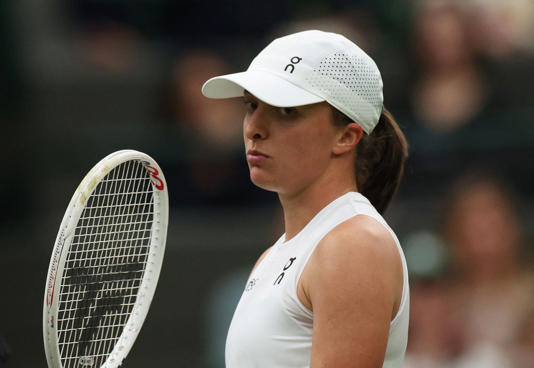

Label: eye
[279,107,296,116]
[244,99,258,112]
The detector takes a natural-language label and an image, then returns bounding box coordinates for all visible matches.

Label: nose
[244,105,269,141]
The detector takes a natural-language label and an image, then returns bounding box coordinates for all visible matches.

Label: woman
[441,174,534,367]
[202,30,409,368]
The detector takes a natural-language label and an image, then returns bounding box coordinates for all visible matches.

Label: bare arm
[299,215,403,368]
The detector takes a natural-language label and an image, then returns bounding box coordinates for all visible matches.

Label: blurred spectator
[402,1,534,200]
[403,230,460,368]
[411,2,488,133]
[405,172,534,367]
[464,0,534,59]
[463,0,534,111]
[442,173,534,366]
[170,49,243,153]
[404,279,462,368]
[76,21,144,73]
[516,307,534,367]
[163,49,271,207]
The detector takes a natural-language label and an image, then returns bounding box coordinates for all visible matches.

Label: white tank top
[225,192,410,368]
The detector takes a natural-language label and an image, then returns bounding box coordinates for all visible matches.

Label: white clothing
[226,192,410,367]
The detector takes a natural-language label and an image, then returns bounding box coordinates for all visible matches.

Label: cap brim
[201,70,324,107]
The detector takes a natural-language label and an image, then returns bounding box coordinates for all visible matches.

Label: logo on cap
[284,56,302,73]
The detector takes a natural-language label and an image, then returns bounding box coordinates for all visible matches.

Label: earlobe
[332,123,363,155]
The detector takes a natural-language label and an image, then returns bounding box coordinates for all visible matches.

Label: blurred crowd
[1,0,534,367]
[405,173,534,367]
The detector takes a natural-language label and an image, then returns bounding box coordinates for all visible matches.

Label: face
[446,183,521,278]
[242,92,344,196]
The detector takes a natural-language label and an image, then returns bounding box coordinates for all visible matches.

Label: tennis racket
[43,149,169,368]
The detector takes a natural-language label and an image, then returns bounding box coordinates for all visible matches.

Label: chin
[249,170,279,193]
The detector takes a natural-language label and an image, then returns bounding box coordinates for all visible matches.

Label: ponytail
[332,107,409,214]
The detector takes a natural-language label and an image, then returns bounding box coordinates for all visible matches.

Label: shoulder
[301,215,402,312]
[301,215,404,365]
[315,215,400,271]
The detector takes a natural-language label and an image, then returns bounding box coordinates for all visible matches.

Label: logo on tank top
[245,277,259,292]
[273,257,296,285]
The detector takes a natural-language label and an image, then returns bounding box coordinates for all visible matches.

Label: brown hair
[332,107,409,214]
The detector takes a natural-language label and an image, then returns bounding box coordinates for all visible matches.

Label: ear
[332,122,364,156]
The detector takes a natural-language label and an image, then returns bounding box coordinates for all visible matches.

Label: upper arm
[302,215,403,368]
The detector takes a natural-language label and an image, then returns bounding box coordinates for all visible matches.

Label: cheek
[278,134,332,178]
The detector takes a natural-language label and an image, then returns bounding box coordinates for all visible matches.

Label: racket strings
[56,160,155,367]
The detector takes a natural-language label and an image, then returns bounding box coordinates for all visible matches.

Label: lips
[246,149,270,165]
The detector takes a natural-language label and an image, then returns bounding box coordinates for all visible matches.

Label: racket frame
[43,149,168,368]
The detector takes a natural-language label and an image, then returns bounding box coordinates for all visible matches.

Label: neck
[279,166,357,241]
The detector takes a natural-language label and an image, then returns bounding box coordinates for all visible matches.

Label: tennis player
[202,30,409,368]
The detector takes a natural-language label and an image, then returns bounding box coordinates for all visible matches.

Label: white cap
[202,30,384,134]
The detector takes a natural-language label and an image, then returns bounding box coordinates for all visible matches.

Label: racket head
[43,149,168,368]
